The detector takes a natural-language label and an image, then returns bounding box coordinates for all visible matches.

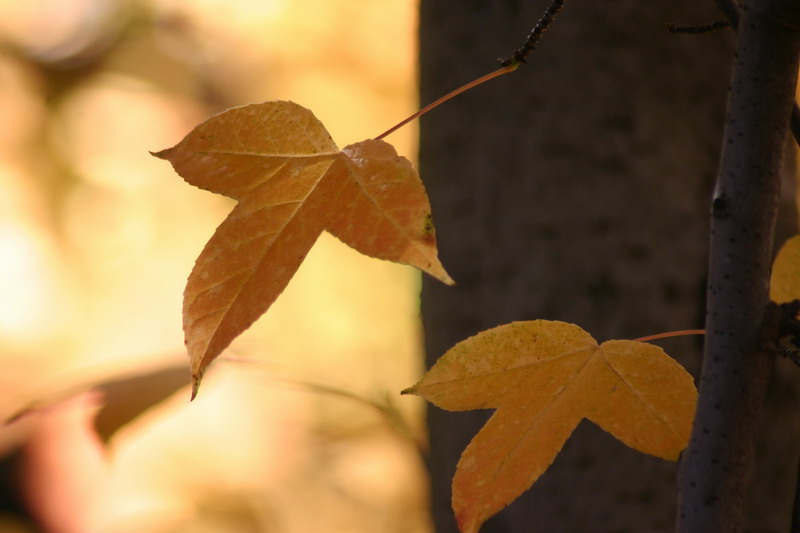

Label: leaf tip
[426,262,455,286]
[400,386,417,396]
[150,147,173,160]
[455,509,481,533]
[190,373,202,401]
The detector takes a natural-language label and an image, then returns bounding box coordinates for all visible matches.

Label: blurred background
[0,0,431,531]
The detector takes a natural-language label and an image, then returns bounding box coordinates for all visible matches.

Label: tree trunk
[676,1,800,531]
[417,1,793,531]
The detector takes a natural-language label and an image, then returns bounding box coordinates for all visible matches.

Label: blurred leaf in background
[0,0,429,531]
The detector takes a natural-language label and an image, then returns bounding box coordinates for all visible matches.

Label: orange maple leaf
[403,320,697,533]
[770,234,800,303]
[154,101,453,396]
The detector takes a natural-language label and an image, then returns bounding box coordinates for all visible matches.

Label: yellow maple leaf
[404,320,697,533]
[154,101,453,396]
[770,234,800,303]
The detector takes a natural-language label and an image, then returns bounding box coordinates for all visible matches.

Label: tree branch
[676,1,800,531]
[712,0,800,149]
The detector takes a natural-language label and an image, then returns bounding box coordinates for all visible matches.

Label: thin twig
[221,355,428,454]
[667,20,731,34]
[500,0,566,67]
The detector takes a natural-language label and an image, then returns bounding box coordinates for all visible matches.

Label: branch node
[777,300,800,367]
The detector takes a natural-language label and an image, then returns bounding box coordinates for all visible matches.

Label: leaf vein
[487,350,596,485]
[601,351,682,440]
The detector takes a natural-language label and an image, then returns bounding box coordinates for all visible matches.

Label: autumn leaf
[154,101,452,396]
[403,320,697,533]
[770,234,800,303]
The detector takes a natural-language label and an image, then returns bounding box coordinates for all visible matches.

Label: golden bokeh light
[0,0,429,531]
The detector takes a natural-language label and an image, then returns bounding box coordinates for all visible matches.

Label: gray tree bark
[418,1,796,531]
[677,1,800,531]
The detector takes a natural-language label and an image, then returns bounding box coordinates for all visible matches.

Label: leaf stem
[633,329,706,343]
[376,0,569,141]
[374,65,518,141]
